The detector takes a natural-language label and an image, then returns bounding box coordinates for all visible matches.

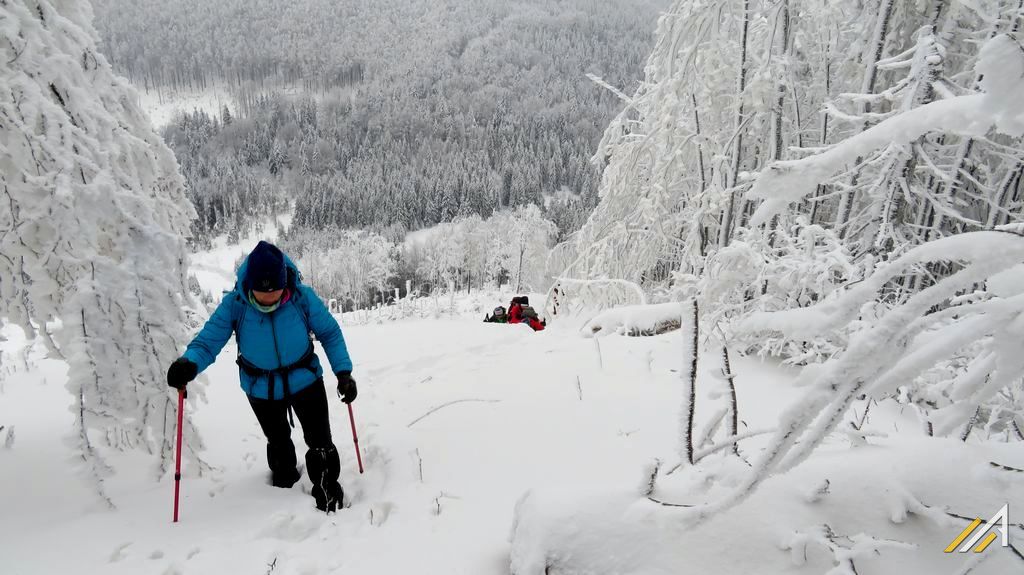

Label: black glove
[336,371,357,404]
[167,357,198,395]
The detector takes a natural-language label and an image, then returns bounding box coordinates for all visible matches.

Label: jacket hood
[235,250,302,297]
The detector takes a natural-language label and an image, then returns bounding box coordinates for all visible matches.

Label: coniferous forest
[92,0,668,247]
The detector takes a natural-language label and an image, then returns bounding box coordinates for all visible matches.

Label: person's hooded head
[245,241,288,308]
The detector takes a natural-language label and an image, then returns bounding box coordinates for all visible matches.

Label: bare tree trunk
[681,300,699,465]
[872,4,946,261]
[515,243,525,293]
[764,0,792,288]
[836,0,896,232]
[693,93,707,197]
[693,93,710,260]
[988,161,1023,229]
[809,37,833,225]
[722,346,740,455]
[771,0,791,164]
[718,0,751,248]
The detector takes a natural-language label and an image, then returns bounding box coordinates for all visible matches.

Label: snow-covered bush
[674,221,870,362]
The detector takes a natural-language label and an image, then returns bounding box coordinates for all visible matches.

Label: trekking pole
[347,403,364,474]
[173,388,185,522]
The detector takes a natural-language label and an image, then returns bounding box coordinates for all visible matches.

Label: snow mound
[583,302,684,337]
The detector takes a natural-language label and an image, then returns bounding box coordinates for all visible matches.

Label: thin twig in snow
[698,406,729,448]
[693,428,775,463]
[662,428,776,476]
[1011,418,1024,441]
[407,399,502,428]
[961,406,982,441]
[989,461,1024,473]
[931,506,1024,534]
[643,459,662,497]
[647,496,694,508]
[851,398,872,431]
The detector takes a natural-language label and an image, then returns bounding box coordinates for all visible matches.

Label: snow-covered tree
[0,0,201,503]
[295,229,397,310]
[487,205,558,292]
[554,0,1023,330]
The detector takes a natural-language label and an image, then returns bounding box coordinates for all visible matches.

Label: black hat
[247,241,287,292]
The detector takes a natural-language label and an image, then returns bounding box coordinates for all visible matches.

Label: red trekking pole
[173,388,185,522]
[347,403,364,474]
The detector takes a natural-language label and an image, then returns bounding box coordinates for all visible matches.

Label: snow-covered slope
[1,259,1022,574]
[0,292,795,573]
[4,305,1020,573]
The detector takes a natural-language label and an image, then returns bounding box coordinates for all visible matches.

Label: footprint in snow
[369,502,393,526]
[108,542,132,563]
[258,511,322,542]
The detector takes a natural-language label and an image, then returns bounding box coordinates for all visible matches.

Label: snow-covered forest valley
[3,0,1024,573]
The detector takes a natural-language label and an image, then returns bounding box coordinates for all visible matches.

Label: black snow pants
[247,378,341,495]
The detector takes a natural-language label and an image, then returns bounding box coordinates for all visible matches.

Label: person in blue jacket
[166,241,356,513]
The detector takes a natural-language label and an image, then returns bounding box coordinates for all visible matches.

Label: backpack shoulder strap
[230,292,247,346]
[284,267,313,334]
[291,286,313,335]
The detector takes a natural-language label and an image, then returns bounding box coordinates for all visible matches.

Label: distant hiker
[166,240,357,513]
[484,306,509,323]
[509,296,545,331]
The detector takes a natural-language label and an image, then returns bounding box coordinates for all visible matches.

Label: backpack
[510,295,529,307]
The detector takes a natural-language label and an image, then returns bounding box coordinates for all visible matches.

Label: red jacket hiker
[509,300,545,331]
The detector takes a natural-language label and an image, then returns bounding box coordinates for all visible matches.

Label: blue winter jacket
[182,253,352,400]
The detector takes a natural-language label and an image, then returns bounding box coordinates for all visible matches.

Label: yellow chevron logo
[945,505,1010,554]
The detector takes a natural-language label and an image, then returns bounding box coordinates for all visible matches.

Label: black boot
[306,445,343,512]
[268,442,300,488]
[312,481,344,513]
